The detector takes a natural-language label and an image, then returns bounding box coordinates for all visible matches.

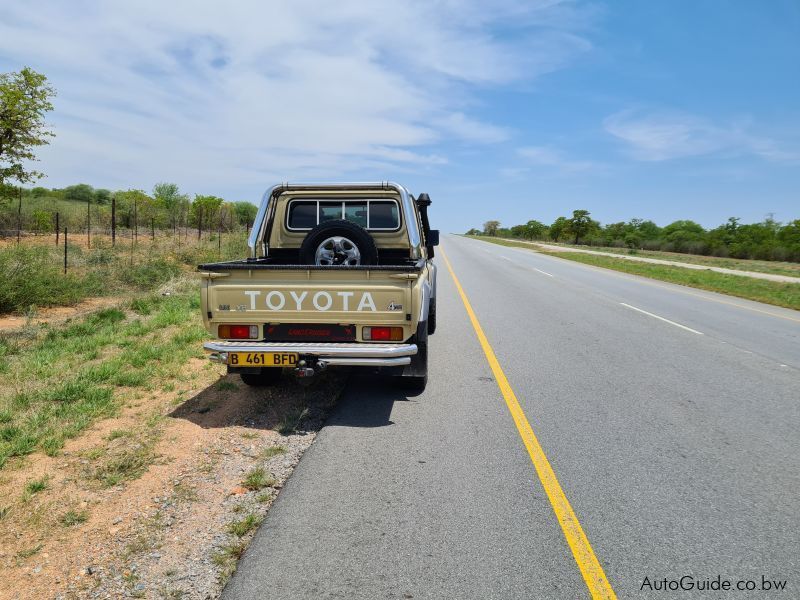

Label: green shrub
[0,246,101,312]
[118,258,180,290]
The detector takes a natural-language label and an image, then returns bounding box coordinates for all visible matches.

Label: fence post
[111,195,116,246]
[198,206,203,241]
[151,217,155,241]
[87,198,91,248]
[55,212,59,245]
[64,227,68,274]
[134,198,138,243]
[17,187,22,245]
[218,214,222,255]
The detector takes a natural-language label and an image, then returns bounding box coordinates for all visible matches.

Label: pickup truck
[199,182,439,390]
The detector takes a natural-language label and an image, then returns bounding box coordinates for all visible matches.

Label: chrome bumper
[204,341,417,368]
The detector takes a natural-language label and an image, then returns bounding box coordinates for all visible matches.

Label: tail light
[218,324,259,339]
[363,326,403,341]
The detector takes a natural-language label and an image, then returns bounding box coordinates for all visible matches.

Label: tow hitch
[293,359,326,379]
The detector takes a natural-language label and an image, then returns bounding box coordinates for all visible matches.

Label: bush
[118,258,180,290]
[711,246,730,258]
[31,209,53,233]
[63,184,95,203]
[0,246,103,313]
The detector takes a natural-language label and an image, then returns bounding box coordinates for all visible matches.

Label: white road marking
[620,303,704,335]
[500,256,553,277]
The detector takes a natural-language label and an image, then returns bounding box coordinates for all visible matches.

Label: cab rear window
[287,200,400,231]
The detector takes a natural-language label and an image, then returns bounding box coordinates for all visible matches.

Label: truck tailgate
[204,269,416,326]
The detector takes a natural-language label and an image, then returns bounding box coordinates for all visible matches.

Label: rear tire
[240,369,283,387]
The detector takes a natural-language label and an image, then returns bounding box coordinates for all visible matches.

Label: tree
[602,221,629,245]
[549,216,568,242]
[153,182,190,229]
[777,220,800,261]
[632,219,661,240]
[192,194,224,230]
[64,183,95,203]
[510,224,526,238]
[0,68,56,195]
[624,232,642,249]
[114,189,154,228]
[483,220,500,236]
[662,220,705,248]
[232,201,258,227]
[94,188,111,204]
[510,219,547,240]
[523,220,547,240]
[566,209,597,244]
[465,228,481,236]
[662,220,705,240]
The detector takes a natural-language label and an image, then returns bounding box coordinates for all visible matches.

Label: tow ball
[293,359,327,379]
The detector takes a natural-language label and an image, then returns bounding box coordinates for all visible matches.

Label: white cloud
[0,0,593,198]
[604,109,800,163]
[517,145,599,172]
[439,113,510,143]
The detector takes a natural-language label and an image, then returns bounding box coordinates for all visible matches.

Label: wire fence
[2,224,252,275]
[0,194,249,242]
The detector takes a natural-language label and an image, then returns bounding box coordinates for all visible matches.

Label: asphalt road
[223,234,800,599]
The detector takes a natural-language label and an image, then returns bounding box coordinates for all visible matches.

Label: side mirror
[427,229,440,247]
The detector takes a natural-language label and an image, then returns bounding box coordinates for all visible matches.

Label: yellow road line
[441,247,617,600]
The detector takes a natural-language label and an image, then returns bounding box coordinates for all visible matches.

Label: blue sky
[1,0,798,232]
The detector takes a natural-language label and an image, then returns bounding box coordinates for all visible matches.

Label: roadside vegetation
[0,258,348,597]
[0,67,354,599]
[468,209,800,263]
[0,284,205,467]
[541,250,800,311]
[0,221,349,596]
[0,184,258,236]
[470,235,800,278]
[0,227,259,465]
[0,231,247,314]
[541,242,800,278]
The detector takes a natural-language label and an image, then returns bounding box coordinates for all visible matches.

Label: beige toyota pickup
[199,182,438,390]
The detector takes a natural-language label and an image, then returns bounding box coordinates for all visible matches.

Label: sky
[1,0,798,233]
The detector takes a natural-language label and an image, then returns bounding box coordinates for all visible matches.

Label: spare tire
[299,220,378,266]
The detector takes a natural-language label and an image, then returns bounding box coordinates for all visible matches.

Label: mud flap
[401,320,428,378]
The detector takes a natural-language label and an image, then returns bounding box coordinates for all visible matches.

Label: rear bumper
[203,341,417,368]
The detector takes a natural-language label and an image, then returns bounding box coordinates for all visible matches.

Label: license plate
[227,352,298,367]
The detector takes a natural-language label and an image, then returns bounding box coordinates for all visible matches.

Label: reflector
[218,324,258,339]
[363,326,403,341]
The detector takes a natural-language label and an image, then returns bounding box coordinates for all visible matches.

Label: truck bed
[198,258,424,271]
